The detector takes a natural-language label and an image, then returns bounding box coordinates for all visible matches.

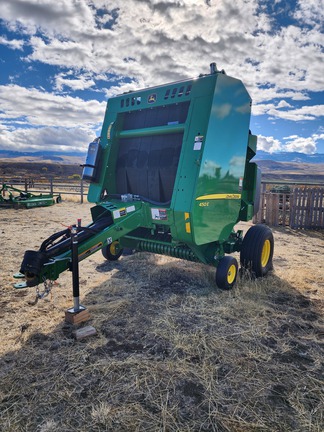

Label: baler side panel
[192,74,252,245]
[87,109,120,203]
[239,133,260,221]
[171,91,216,242]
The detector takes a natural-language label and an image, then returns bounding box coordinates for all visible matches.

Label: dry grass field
[0,201,323,432]
[256,161,324,184]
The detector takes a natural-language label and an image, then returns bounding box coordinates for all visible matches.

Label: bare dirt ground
[0,202,323,432]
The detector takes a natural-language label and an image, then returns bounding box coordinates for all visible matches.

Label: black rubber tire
[240,224,274,277]
[216,256,238,290]
[56,195,62,204]
[101,241,123,261]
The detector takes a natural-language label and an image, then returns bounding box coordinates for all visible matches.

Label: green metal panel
[239,133,259,221]
[171,78,216,243]
[192,74,252,244]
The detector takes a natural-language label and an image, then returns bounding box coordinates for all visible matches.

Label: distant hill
[253,151,324,183]
[0,160,83,181]
[255,160,324,184]
[255,151,324,164]
[0,149,86,164]
[1,149,323,184]
[1,149,323,165]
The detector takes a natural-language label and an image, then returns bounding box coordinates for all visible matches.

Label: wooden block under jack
[65,308,90,324]
[73,325,97,341]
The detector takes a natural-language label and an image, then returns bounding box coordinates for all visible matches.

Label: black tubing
[40,216,113,258]
[40,228,70,252]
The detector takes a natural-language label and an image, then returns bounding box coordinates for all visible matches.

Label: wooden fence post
[80,179,84,204]
[318,189,322,227]
[50,178,54,195]
[265,193,279,227]
[253,183,266,224]
[289,188,297,228]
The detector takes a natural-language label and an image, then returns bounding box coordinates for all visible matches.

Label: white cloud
[0,84,105,152]
[294,0,324,29]
[54,72,96,92]
[103,79,146,98]
[257,135,282,153]
[0,0,96,37]
[0,35,24,50]
[283,135,298,139]
[283,135,317,154]
[253,102,324,121]
[277,100,293,109]
[258,132,323,155]
[0,0,280,85]
[0,84,106,128]
[312,133,324,141]
[284,132,324,155]
[267,105,324,121]
[252,88,310,105]
[0,123,95,153]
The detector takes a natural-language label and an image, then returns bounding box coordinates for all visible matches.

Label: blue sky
[0,0,323,155]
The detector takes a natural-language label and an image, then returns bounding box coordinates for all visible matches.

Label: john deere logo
[148,93,157,104]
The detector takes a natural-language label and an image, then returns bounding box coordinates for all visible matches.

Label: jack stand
[65,223,90,325]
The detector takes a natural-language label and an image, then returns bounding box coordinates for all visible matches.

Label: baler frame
[14,63,274,293]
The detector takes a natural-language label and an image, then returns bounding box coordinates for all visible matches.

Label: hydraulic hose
[42,217,113,258]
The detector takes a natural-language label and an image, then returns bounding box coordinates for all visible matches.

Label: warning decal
[113,206,135,220]
[151,208,168,221]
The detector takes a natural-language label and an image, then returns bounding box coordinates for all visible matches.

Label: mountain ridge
[1,149,324,164]
[254,150,324,164]
[0,149,86,164]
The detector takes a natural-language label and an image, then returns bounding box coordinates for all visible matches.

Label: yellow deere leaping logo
[148,93,157,104]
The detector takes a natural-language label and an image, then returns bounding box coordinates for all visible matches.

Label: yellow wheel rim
[110,241,118,256]
[227,264,237,284]
[261,239,271,268]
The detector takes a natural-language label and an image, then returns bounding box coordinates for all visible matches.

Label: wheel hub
[261,239,271,267]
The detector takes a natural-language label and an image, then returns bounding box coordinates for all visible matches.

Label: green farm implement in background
[1,183,61,209]
[15,63,274,293]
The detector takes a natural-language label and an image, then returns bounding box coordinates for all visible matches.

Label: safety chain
[28,277,54,306]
